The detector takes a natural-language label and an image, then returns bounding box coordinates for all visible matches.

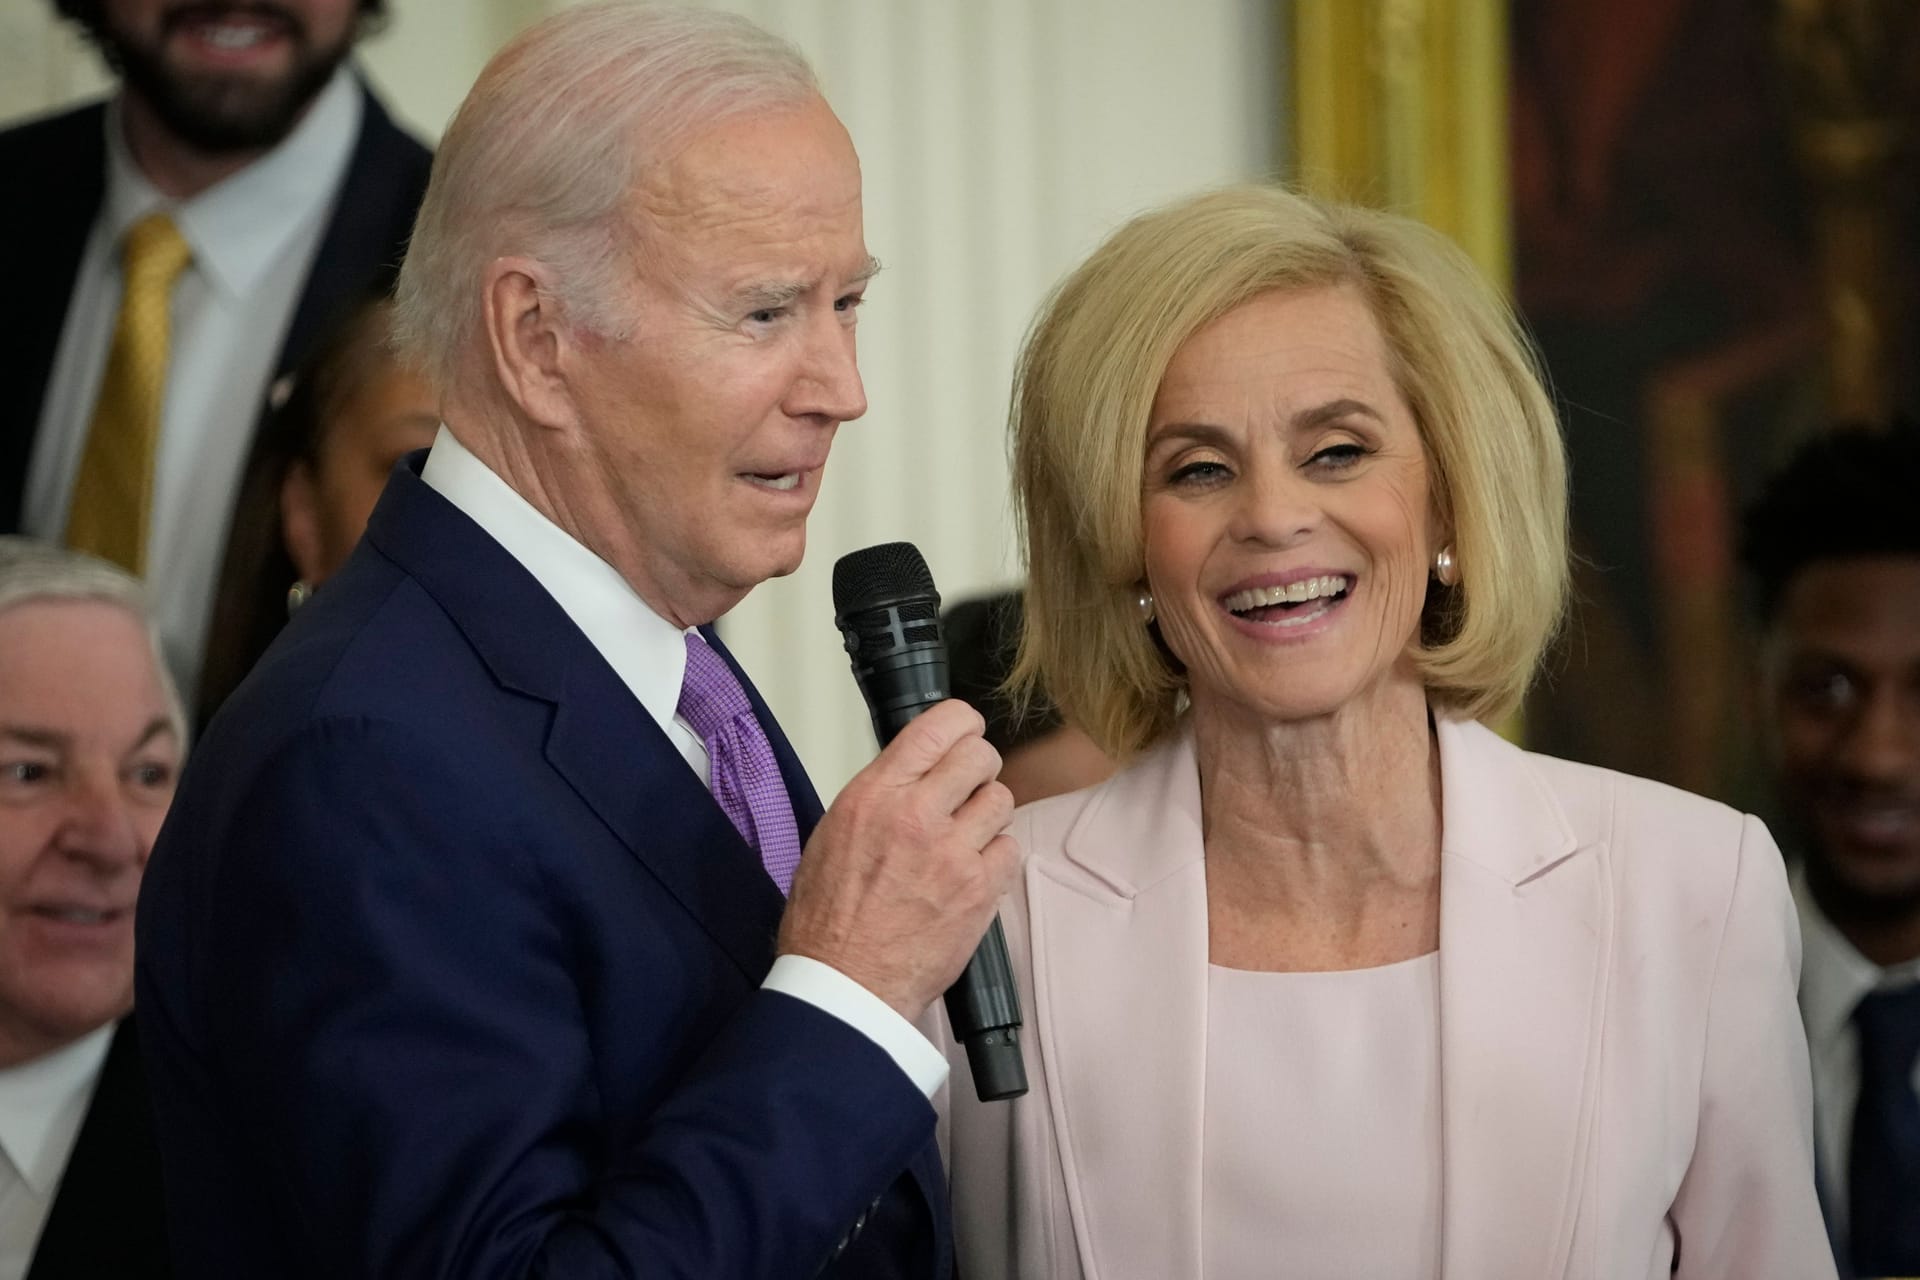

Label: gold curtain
[1290,0,1510,288]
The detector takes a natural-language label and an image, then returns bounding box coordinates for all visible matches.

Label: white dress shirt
[24,68,363,707]
[0,1026,115,1280]
[1794,866,1920,1239]
[420,427,948,1098]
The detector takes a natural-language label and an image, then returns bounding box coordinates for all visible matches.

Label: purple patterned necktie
[677,631,803,895]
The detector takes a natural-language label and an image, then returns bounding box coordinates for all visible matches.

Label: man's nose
[56,771,147,872]
[790,313,867,425]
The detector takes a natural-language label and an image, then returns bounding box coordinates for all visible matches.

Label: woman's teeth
[1223,575,1350,614]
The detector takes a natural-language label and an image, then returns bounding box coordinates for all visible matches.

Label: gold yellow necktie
[65,211,193,573]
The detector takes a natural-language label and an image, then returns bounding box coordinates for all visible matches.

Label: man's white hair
[0,537,188,748]
[394,2,821,393]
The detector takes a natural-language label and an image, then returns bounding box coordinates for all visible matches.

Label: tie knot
[678,631,754,742]
[1855,982,1920,1076]
[123,211,192,288]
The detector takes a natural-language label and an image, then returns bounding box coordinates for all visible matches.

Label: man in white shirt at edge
[0,539,184,1280]
[3,0,431,710]
[1742,420,1920,1279]
[133,7,1018,1276]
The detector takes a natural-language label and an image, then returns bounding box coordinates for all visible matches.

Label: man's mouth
[165,6,302,52]
[1821,796,1920,850]
[1220,574,1354,627]
[26,904,125,927]
[742,471,803,492]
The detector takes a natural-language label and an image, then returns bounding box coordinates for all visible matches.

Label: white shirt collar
[1793,863,1920,1048]
[0,1024,114,1196]
[419,426,691,738]
[101,66,363,299]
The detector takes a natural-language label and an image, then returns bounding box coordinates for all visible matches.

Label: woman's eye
[2,761,50,785]
[1309,443,1367,468]
[1168,460,1232,486]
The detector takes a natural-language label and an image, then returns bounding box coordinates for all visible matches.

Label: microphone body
[833,543,1028,1102]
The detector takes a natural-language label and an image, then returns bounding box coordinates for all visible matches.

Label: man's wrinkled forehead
[627,97,860,232]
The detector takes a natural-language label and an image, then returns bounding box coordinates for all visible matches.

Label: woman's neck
[1195,673,1443,969]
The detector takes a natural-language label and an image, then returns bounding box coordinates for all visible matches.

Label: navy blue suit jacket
[135,457,951,1278]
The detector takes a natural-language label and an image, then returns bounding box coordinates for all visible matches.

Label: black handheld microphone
[832,542,1028,1102]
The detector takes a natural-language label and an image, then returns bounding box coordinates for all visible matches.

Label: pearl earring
[1432,546,1458,587]
[1135,589,1156,625]
[287,580,312,617]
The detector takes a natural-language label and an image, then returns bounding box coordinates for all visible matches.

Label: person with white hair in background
[0,538,183,1280]
[135,6,1016,1278]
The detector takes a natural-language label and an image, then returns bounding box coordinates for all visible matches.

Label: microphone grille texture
[832,541,937,615]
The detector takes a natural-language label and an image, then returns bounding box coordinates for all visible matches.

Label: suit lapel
[1433,717,1606,1279]
[542,655,790,982]
[364,462,787,984]
[1033,736,1208,1278]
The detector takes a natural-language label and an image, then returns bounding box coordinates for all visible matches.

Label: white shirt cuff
[763,954,950,1099]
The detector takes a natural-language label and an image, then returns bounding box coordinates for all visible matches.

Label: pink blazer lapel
[1434,717,1607,1279]
[1029,733,1209,1279]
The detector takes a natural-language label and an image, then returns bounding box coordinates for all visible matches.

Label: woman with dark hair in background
[942,589,1114,806]
[196,293,437,722]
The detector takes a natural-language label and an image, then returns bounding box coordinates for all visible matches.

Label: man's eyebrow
[0,725,66,750]
[732,258,883,312]
[130,717,178,752]
[0,717,178,753]
[735,279,808,310]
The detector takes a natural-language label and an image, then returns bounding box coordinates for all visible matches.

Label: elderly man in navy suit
[134,6,1018,1277]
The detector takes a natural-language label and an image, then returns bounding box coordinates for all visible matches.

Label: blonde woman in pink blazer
[936,185,1835,1279]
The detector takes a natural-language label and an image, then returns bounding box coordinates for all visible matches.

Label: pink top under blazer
[935,715,1837,1279]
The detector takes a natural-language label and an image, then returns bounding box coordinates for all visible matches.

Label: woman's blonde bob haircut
[1012,184,1568,759]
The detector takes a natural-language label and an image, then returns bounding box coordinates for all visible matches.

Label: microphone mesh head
[832,542,936,616]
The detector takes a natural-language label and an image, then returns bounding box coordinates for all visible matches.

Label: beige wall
[5,0,1283,797]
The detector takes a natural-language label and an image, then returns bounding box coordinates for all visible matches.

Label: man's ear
[480,257,580,432]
